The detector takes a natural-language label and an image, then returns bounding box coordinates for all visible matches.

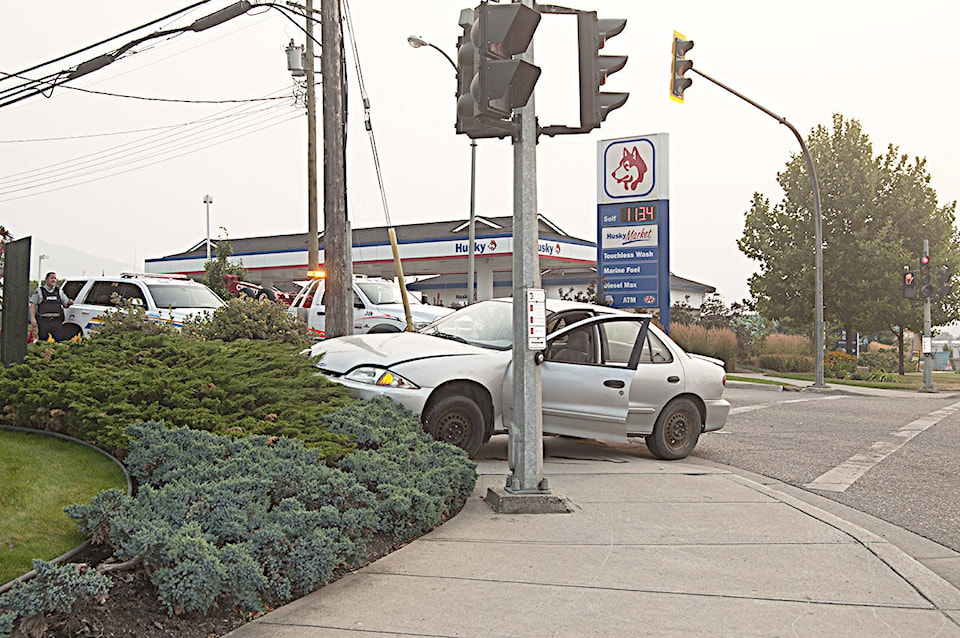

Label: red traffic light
[921,255,930,265]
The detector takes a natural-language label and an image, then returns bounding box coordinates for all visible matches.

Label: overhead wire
[0,0,215,85]
[0,89,301,200]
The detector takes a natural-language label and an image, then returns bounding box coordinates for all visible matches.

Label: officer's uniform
[30,284,70,342]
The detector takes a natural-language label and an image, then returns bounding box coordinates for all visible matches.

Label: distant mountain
[27,239,136,280]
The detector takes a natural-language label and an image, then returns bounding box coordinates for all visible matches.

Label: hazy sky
[2,1,957,302]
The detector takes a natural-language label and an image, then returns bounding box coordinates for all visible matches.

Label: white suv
[62,273,224,338]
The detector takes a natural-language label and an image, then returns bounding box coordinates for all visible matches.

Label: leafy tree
[203,234,246,300]
[739,114,959,372]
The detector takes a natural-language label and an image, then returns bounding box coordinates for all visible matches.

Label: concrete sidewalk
[227,436,960,637]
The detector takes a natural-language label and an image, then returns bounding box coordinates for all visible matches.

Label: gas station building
[145,214,715,308]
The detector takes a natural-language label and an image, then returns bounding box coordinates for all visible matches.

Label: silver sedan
[308,299,730,459]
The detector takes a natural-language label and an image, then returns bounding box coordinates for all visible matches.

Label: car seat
[553,330,592,363]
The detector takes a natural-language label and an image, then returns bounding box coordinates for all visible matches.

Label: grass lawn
[0,429,127,584]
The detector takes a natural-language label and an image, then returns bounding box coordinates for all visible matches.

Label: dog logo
[487,240,497,252]
[610,146,648,191]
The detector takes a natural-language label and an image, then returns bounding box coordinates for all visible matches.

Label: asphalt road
[694,385,960,553]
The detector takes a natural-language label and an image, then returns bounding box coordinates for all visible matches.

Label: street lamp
[408,35,478,304]
[203,194,213,260]
[37,253,48,280]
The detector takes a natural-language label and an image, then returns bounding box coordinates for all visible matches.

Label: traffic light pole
[921,240,936,392]
[691,67,826,388]
[507,0,547,495]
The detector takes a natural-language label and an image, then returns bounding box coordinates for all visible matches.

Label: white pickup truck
[288,275,452,339]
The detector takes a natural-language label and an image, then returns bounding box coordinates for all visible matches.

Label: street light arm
[407,36,457,72]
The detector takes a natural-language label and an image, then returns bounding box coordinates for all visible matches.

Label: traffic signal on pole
[903,268,917,299]
[455,8,502,139]
[457,1,541,132]
[919,255,934,298]
[670,31,694,103]
[938,265,952,297]
[576,12,628,132]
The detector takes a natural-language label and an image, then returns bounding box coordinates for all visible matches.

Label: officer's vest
[37,286,64,319]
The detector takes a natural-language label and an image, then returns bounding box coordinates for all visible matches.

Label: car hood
[309,331,488,373]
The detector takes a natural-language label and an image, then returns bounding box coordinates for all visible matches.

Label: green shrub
[669,323,738,371]
[182,297,311,347]
[858,350,899,372]
[867,369,903,383]
[0,560,112,636]
[61,409,476,617]
[824,350,858,379]
[762,333,812,356]
[757,353,815,372]
[0,333,354,460]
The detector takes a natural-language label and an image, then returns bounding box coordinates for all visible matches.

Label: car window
[601,320,644,366]
[420,300,514,349]
[147,283,222,309]
[638,330,673,364]
[61,280,87,300]
[545,310,593,336]
[547,326,597,364]
[86,281,125,306]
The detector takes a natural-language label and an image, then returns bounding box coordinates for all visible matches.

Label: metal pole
[507,0,546,494]
[305,0,319,275]
[921,239,936,392]
[406,36,477,305]
[203,194,212,260]
[468,139,477,303]
[691,67,825,387]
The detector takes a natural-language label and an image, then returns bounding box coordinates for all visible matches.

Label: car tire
[645,397,700,460]
[423,395,484,458]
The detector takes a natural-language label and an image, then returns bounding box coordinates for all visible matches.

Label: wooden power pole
[320,0,351,337]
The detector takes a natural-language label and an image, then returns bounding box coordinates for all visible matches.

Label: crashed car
[308,298,730,459]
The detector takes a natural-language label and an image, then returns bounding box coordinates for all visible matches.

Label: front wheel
[423,396,484,458]
[646,397,701,460]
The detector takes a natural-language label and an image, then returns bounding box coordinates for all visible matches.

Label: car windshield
[355,280,423,305]
[146,283,223,309]
[420,300,514,349]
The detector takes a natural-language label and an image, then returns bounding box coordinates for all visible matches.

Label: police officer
[29,272,74,342]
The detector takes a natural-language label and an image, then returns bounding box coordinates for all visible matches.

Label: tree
[202,236,246,300]
[739,114,959,372]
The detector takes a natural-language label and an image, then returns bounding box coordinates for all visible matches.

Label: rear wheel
[645,397,700,460]
[423,396,484,458]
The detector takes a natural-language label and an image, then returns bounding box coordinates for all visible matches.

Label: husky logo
[611,146,648,191]
[488,239,497,252]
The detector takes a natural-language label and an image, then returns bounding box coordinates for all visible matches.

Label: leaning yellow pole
[387,227,414,331]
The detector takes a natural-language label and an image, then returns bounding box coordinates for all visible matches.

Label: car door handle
[604,379,625,389]
[667,376,680,383]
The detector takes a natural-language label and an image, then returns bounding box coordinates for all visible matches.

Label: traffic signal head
[938,265,952,297]
[670,31,694,103]
[467,2,541,122]
[919,256,934,298]
[903,268,917,299]
[577,12,628,132]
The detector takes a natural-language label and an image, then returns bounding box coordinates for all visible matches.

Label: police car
[62,273,223,338]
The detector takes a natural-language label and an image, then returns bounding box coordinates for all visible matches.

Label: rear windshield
[146,283,223,309]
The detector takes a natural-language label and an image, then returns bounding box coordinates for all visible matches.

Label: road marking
[805,400,960,493]
[729,395,847,415]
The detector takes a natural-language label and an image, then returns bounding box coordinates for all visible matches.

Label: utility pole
[321,0,351,337]
[305,0,319,274]
[507,0,546,495]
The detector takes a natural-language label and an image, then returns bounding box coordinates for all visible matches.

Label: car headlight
[344,366,419,389]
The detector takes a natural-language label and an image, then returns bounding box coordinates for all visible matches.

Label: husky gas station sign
[597,133,670,324]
